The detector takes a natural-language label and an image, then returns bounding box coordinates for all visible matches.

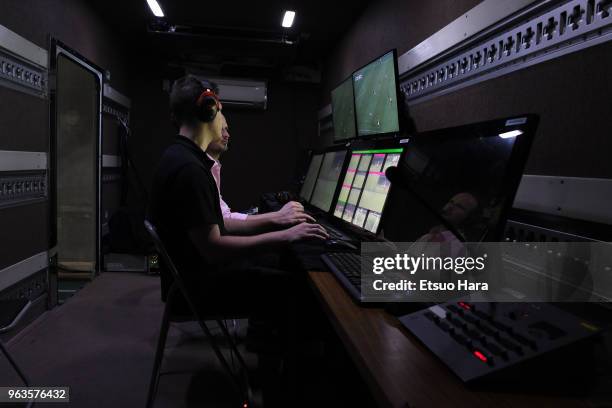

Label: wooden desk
[307,271,587,408]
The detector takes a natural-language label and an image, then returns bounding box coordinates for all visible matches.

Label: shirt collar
[205,153,221,168]
[174,135,215,168]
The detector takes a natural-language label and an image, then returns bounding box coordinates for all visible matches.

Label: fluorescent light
[282,11,296,28]
[147,0,164,17]
[499,129,523,139]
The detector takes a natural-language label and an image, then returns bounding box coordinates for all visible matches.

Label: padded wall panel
[0,202,47,269]
[409,41,612,178]
[0,86,47,151]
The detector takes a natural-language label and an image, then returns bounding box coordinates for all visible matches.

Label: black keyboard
[327,226,348,240]
[318,222,351,241]
[321,252,363,302]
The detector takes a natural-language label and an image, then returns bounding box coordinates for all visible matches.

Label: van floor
[0,272,375,408]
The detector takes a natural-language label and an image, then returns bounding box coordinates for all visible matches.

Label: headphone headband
[196,88,218,106]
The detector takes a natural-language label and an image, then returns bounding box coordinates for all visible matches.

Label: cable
[115,115,149,205]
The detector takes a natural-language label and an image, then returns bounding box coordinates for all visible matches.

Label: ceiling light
[499,129,523,139]
[147,0,165,17]
[282,11,296,28]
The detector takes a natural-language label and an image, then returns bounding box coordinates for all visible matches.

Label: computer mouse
[324,239,358,251]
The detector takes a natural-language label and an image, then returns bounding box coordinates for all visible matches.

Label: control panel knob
[487,44,498,62]
[522,27,535,49]
[598,0,612,18]
[568,5,584,30]
[504,36,515,55]
[543,17,558,40]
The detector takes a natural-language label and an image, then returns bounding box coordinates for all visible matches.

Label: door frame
[48,38,104,281]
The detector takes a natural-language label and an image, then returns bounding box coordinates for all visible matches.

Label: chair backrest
[143,220,200,313]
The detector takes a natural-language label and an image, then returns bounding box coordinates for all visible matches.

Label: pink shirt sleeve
[208,154,248,220]
[220,196,248,220]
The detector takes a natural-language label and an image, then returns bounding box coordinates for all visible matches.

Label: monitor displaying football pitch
[331,77,357,141]
[353,51,400,137]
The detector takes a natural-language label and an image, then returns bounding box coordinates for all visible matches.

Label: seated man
[205,111,315,233]
[148,75,328,316]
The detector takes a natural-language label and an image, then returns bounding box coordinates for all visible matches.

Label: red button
[473,350,488,362]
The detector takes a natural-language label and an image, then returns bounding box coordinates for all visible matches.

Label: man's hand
[274,201,316,226]
[282,222,329,243]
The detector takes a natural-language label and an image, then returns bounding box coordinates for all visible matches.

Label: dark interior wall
[0,0,131,270]
[128,62,321,211]
[409,41,612,178]
[221,82,321,210]
[125,61,175,210]
[1,0,131,93]
[321,0,612,180]
[321,0,482,103]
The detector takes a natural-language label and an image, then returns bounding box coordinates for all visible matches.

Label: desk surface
[307,271,588,408]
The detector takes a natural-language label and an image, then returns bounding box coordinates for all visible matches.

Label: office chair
[0,299,34,408]
[143,220,252,408]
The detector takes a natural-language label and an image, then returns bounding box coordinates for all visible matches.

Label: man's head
[206,112,230,160]
[169,76,223,147]
[441,192,479,226]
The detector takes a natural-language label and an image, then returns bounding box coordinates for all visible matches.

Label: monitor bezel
[331,76,358,143]
[383,114,539,242]
[305,145,351,214]
[299,151,325,203]
[352,49,403,140]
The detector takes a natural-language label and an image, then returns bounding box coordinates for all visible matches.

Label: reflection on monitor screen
[382,120,532,243]
[310,150,347,212]
[353,51,399,137]
[300,154,323,202]
[331,78,356,141]
[334,148,402,233]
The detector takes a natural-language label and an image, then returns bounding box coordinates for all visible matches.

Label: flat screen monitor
[353,50,400,137]
[381,115,538,242]
[331,77,357,141]
[333,147,403,233]
[310,150,348,212]
[300,153,323,202]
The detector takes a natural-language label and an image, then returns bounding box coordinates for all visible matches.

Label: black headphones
[195,87,220,123]
[193,78,220,123]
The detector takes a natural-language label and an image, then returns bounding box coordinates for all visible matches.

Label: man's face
[207,111,230,155]
[441,193,478,226]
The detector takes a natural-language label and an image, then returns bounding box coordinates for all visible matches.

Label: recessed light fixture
[147,0,165,17]
[499,129,523,139]
[282,10,296,28]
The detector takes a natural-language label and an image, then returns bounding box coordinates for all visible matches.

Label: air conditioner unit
[201,76,267,110]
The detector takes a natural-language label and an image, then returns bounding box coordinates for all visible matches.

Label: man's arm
[189,222,328,263]
[224,201,316,235]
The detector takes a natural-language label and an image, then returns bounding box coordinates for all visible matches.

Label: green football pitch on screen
[353,51,399,137]
[331,77,357,141]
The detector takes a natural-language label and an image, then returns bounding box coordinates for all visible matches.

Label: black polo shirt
[148,135,226,300]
